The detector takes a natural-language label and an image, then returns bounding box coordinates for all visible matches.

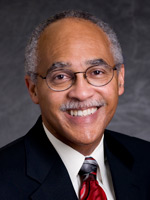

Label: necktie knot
[79,157,98,181]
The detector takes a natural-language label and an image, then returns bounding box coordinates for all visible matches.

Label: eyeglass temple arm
[39,75,46,79]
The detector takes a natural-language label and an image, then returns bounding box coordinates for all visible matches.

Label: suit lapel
[104,130,141,200]
[24,117,77,200]
[30,156,77,200]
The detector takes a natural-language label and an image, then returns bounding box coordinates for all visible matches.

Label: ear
[25,75,39,104]
[118,64,125,96]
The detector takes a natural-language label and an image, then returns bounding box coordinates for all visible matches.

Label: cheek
[41,93,61,110]
[38,90,65,127]
[97,81,119,112]
[37,86,67,117]
[100,86,119,128]
[97,80,118,99]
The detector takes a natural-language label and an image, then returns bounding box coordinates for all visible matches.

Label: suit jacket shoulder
[105,129,150,161]
[0,117,77,200]
[104,129,150,200]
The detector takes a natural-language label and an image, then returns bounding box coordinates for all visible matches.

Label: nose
[67,73,94,101]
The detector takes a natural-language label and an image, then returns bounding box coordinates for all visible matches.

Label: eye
[90,68,105,77]
[52,72,70,81]
[47,70,73,84]
[55,74,66,80]
[92,69,104,75]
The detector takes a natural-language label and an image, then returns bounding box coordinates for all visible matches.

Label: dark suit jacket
[0,117,150,200]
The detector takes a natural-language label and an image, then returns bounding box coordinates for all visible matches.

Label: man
[0,10,150,200]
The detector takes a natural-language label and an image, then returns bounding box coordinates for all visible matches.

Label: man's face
[26,18,124,155]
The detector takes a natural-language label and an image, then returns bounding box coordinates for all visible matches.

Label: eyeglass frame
[28,63,121,92]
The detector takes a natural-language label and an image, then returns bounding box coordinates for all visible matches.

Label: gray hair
[25,10,123,82]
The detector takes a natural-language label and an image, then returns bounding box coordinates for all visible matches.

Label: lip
[63,106,102,124]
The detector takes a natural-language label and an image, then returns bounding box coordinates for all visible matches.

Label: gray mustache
[60,99,106,111]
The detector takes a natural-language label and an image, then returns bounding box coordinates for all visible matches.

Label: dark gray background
[0,0,150,147]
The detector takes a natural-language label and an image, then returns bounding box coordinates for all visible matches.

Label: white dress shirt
[43,124,115,200]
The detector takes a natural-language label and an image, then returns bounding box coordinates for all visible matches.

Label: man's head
[25,10,125,155]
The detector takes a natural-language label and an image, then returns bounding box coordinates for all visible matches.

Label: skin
[25,18,125,155]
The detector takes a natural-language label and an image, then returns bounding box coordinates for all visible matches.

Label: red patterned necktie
[79,157,107,200]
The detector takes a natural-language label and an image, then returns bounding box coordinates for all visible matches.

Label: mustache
[60,99,106,111]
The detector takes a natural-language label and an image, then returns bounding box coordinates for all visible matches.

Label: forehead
[37,18,114,71]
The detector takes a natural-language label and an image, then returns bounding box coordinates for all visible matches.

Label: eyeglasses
[30,64,120,92]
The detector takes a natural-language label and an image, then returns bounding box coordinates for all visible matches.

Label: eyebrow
[47,58,108,73]
[85,58,108,66]
[48,62,71,72]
